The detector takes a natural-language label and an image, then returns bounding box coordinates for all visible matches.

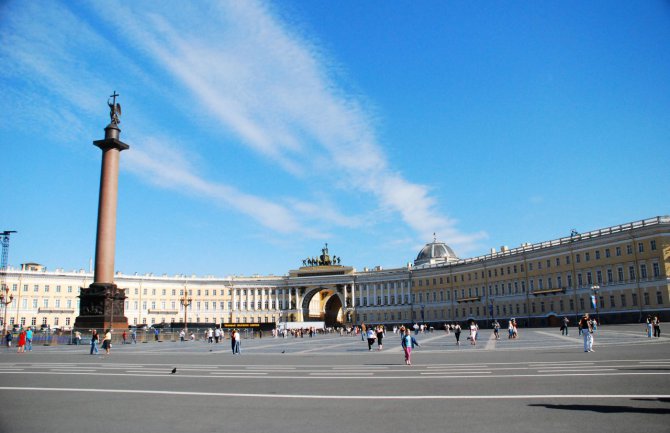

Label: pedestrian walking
[454,323,461,345]
[376,325,385,350]
[653,316,661,338]
[646,316,653,338]
[579,313,594,352]
[493,320,500,340]
[122,330,127,345]
[232,329,241,354]
[561,317,569,336]
[469,321,478,345]
[366,327,376,351]
[90,329,99,355]
[17,329,26,353]
[101,329,112,355]
[5,330,12,348]
[25,327,33,351]
[401,328,412,366]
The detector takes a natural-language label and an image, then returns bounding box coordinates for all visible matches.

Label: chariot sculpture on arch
[302,243,342,267]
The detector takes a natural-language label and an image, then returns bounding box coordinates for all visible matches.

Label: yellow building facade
[1,216,668,330]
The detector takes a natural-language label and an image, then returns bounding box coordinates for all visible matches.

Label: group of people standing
[5,326,33,353]
[646,316,661,338]
[89,329,113,355]
[363,324,386,351]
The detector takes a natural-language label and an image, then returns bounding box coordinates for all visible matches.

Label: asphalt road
[0,324,668,433]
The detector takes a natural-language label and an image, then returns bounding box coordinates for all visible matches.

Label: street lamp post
[1,287,14,337]
[591,285,600,325]
[180,286,192,332]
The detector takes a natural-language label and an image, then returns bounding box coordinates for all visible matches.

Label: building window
[607,269,613,283]
[605,249,611,258]
[585,252,590,262]
[632,293,638,306]
[620,294,626,307]
[618,267,624,282]
[576,254,581,263]
[653,263,660,278]
[650,240,657,251]
[640,264,647,279]
[627,244,633,255]
[596,271,602,284]
[629,266,636,281]
[595,250,600,260]
[616,246,621,256]
[609,295,615,308]
[657,291,663,305]
[643,292,650,305]
[579,298,585,310]
[638,242,644,253]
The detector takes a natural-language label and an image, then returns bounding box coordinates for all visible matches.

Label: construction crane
[1,231,17,333]
[1,231,17,274]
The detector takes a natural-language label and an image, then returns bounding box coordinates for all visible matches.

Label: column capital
[94,137,129,152]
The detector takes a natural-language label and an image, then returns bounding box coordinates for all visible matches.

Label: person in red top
[17,329,27,353]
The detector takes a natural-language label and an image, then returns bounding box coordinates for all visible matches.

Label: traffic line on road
[484,333,497,350]
[1,386,668,400]
[534,330,579,343]
[537,369,617,373]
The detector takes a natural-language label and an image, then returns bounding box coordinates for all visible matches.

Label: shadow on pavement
[529,402,670,415]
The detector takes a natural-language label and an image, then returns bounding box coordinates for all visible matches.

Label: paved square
[1,324,668,433]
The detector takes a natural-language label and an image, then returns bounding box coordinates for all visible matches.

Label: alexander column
[74,92,130,331]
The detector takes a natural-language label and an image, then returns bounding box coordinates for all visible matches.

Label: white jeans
[583,332,593,351]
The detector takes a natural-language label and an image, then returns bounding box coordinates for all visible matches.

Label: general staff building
[2,216,668,330]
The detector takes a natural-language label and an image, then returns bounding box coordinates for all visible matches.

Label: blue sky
[1,1,668,277]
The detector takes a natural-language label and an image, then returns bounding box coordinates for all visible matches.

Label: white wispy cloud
[2,0,485,252]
